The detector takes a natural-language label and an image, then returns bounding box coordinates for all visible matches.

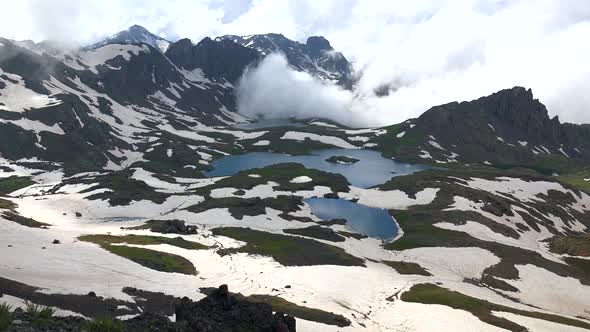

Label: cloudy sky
[2,0,590,126]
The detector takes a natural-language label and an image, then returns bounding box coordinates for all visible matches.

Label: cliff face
[377,87,590,171]
[165,37,260,83]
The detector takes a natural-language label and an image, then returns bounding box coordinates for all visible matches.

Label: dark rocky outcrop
[377,87,590,172]
[284,225,346,242]
[166,37,259,83]
[175,285,296,332]
[125,219,198,234]
[325,155,359,164]
[1,285,296,332]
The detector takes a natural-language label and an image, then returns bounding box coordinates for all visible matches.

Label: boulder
[175,285,296,332]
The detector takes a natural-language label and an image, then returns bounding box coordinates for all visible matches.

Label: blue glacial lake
[305,198,397,241]
[205,148,431,188]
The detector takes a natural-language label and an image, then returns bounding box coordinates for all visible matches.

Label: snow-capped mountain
[90,24,171,52]
[0,38,239,172]
[2,24,590,175]
[0,26,357,173]
[218,33,353,88]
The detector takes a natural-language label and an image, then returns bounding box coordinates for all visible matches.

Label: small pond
[305,198,398,241]
[205,148,431,188]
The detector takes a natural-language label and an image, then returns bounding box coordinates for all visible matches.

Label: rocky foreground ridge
[1,285,296,332]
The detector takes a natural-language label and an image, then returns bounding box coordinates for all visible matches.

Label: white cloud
[1,0,590,125]
[236,54,370,127]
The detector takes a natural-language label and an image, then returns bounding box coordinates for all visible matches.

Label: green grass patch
[401,283,590,331]
[559,169,590,193]
[25,301,56,328]
[384,210,473,251]
[246,295,351,327]
[0,176,35,195]
[79,235,198,275]
[84,316,124,332]
[382,260,432,276]
[283,226,346,242]
[0,198,16,210]
[0,302,12,331]
[548,234,590,257]
[105,245,196,275]
[212,227,364,267]
[78,234,208,250]
[565,257,590,274]
[80,171,169,206]
[2,211,50,228]
[369,124,426,159]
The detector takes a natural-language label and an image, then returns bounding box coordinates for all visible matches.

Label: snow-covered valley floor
[1,163,590,332]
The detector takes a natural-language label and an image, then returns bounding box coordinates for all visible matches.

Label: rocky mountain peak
[197,36,214,46]
[164,38,193,69]
[165,36,259,82]
[218,33,353,87]
[90,24,170,52]
[392,86,590,168]
[470,86,552,132]
[306,36,333,56]
[128,24,152,34]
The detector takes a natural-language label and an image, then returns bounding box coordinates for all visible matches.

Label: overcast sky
[2,0,590,126]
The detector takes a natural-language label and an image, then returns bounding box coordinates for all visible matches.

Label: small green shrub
[24,301,55,328]
[0,302,13,331]
[85,317,124,332]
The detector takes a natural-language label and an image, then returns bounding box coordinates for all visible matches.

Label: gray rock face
[166,37,260,82]
[163,38,193,68]
[218,33,353,88]
[391,86,590,169]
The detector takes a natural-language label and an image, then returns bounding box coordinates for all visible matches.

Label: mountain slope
[371,87,590,173]
[0,38,243,172]
[0,27,360,173]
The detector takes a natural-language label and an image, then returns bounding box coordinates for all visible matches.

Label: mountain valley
[0,25,589,332]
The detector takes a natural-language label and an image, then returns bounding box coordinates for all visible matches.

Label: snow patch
[290,176,312,184]
[0,70,62,112]
[419,150,432,159]
[252,140,270,146]
[280,131,357,149]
